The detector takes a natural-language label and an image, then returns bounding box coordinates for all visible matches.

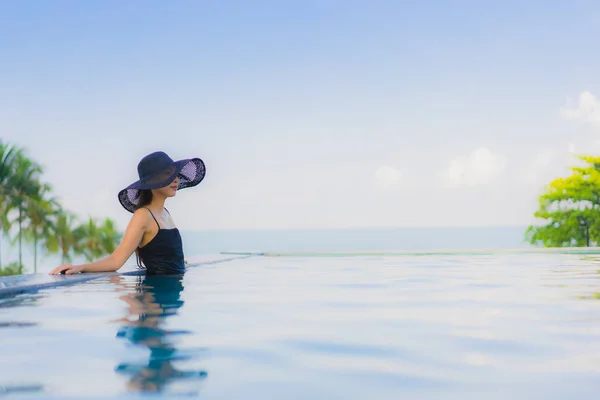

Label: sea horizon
[1,225,534,274]
[180,225,532,250]
[180,224,530,232]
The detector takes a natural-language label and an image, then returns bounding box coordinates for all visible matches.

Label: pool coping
[0,255,253,298]
[220,247,600,257]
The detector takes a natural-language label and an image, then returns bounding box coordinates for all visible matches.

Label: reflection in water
[0,321,37,328]
[0,294,41,309]
[0,384,44,396]
[112,275,207,394]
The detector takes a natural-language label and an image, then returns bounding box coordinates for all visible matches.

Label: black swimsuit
[137,208,186,275]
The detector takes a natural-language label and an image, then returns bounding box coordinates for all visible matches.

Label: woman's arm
[49,209,149,275]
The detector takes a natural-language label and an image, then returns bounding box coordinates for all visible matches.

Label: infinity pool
[1,252,600,399]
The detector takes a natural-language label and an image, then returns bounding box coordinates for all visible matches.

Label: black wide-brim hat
[118,151,206,213]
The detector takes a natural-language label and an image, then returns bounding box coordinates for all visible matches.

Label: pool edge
[220,247,600,257]
[0,255,254,298]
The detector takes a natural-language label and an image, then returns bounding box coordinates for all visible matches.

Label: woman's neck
[148,195,166,212]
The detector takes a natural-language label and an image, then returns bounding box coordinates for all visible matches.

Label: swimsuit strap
[144,207,161,230]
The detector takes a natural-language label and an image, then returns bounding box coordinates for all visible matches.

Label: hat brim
[118,158,206,213]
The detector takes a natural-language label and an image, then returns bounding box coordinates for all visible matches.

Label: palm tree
[0,140,24,268]
[11,159,42,269]
[47,212,82,264]
[5,149,43,269]
[76,217,106,262]
[75,217,122,262]
[22,184,61,272]
[100,218,122,254]
[0,139,123,274]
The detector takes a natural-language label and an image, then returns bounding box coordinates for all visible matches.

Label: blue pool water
[2,251,600,399]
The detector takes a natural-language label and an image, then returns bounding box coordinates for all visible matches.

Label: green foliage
[22,185,61,272]
[0,139,24,269]
[526,154,600,247]
[47,212,81,264]
[0,140,122,274]
[0,262,24,277]
[7,151,44,268]
[100,218,122,254]
[75,216,113,262]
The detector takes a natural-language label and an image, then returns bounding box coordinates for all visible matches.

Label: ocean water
[1,251,600,399]
[1,226,532,274]
[181,226,531,254]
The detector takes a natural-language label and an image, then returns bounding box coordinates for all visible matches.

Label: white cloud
[374,165,401,188]
[443,147,507,186]
[560,91,600,129]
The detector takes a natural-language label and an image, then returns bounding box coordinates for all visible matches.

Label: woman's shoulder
[130,208,154,228]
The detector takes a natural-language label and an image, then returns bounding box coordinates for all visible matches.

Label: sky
[2,0,600,231]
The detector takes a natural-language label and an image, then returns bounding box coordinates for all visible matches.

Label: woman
[50,151,206,275]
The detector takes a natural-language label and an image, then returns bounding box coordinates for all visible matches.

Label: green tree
[0,262,24,277]
[76,217,105,262]
[22,184,61,273]
[47,212,83,264]
[100,217,122,254]
[11,158,43,268]
[5,149,43,268]
[0,140,24,268]
[0,139,123,274]
[526,154,600,247]
[73,216,122,263]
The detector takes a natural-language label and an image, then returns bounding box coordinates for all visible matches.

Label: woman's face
[154,176,180,198]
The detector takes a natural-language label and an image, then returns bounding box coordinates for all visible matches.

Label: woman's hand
[49,264,83,275]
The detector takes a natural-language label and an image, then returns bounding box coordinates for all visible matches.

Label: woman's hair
[135,190,153,210]
[134,190,153,269]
